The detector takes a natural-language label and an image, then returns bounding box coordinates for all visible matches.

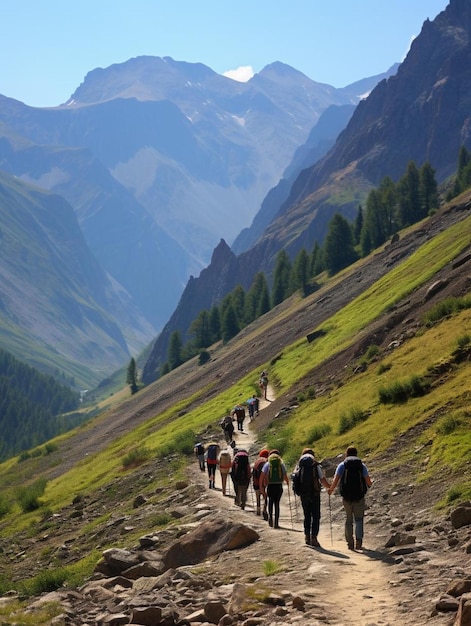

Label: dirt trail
[193,384,405,625]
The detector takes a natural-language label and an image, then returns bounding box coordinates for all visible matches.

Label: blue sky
[4,1,449,107]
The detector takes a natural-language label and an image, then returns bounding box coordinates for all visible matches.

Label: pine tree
[126,357,139,395]
[168,331,183,370]
[324,213,358,275]
[221,302,239,343]
[419,162,438,216]
[272,249,292,307]
[189,310,212,349]
[291,248,310,296]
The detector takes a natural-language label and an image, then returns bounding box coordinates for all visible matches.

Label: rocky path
[193,385,412,626]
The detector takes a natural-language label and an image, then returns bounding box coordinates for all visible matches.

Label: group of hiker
[219,396,261,445]
[194,440,372,550]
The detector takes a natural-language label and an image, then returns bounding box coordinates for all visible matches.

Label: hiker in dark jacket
[231,449,251,509]
[328,446,372,550]
[221,415,234,444]
[292,448,331,547]
[194,442,205,472]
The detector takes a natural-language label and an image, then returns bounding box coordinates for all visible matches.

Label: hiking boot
[311,536,321,547]
[268,517,273,527]
[355,539,362,550]
[347,540,354,550]
[305,535,310,545]
[256,507,261,516]
[263,510,269,521]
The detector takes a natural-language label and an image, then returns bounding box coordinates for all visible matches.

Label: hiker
[260,449,289,528]
[292,448,331,547]
[246,397,255,420]
[252,448,269,518]
[231,448,251,509]
[259,371,269,400]
[205,441,220,489]
[194,442,205,472]
[221,415,234,444]
[328,445,372,550]
[218,447,233,496]
[232,405,246,431]
[253,395,260,416]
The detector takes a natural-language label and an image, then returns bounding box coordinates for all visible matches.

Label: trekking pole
[287,484,294,531]
[293,490,299,523]
[328,493,333,547]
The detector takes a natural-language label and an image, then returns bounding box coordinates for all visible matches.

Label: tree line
[0,349,80,460]
[127,148,469,387]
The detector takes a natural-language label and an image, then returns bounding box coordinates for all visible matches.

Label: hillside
[0,193,470,624]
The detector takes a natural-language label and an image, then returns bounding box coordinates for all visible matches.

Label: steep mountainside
[0,171,153,386]
[143,0,468,380]
[0,58,392,333]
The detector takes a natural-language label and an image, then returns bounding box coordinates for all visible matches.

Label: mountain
[0,170,153,387]
[142,0,469,383]
[0,58,388,333]
[1,188,469,624]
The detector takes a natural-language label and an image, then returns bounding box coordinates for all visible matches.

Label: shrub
[16,478,47,513]
[365,344,380,360]
[436,415,463,436]
[378,375,429,404]
[122,447,152,469]
[262,560,283,576]
[198,350,211,365]
[422,295,471,326]
[157,428,196,458]
[456,333,471,349]
[19,568,68,596]
[338,406,370,434]
[0,495,10,518]
[307,423,332,442]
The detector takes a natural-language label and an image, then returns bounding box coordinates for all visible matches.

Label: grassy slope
[0,204,469,591]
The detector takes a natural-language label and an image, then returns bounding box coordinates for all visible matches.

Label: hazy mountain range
[0,53,396,385]
[0,0,467,390]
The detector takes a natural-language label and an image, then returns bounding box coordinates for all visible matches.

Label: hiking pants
[267,483,283,527]
[197,454,205,471]
[301,495,321,538]
[235,484,248,509]
[343,497,365,544]
[220,470,230,495]
[207,463,217,486]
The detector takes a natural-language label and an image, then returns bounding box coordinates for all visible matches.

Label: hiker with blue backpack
[328,445,372,550]
[292,448,331,547]
[260,449,289,528]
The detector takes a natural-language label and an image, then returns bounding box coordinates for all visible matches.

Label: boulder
[162,516,259,569]
[451,503,471,529]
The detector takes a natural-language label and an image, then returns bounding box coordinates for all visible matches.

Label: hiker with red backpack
[205,441,220,489]
[260,449,289,528]
[328,445,372,550]
[292,448,331,547]
[231,448,251,509]
[252,448,269,518]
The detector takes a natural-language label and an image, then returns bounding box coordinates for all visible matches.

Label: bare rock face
[162,515,259,569]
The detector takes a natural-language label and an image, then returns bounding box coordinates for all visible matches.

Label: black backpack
[339,457,368,502]
[233,452,250,484]
[292,455,321,497]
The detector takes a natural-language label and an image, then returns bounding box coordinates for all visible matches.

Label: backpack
[252,457,266,488]
[207,444,218,463]
[292,455,321,497]
[233,452,250,484]
[268,454,283,484]
[195,443,204,456]
[234,407,245,419]
[339,457,368,502]
[219,451,232,470]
